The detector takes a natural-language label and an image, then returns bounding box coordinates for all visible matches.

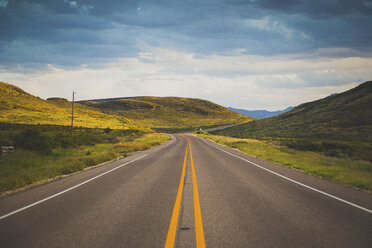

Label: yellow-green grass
[81,96,252,129]
[0,132,169,195]
[0,82,150,131]
[197,133,372,192]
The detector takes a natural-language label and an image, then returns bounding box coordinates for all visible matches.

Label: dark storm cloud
[253,0,372,18]
[0,0,371,68]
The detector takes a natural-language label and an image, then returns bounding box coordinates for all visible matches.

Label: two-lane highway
[1,134,371,247]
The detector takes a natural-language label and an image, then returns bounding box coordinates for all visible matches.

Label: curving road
[0,134,371,247]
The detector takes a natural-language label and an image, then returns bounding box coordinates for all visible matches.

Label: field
[196,132,372,192]
[0,124,169,195]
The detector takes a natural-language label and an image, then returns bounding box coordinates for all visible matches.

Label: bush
[61,162,85,175]
[14,129,52,154]
[280,139,371,161]
[195,130,209,135]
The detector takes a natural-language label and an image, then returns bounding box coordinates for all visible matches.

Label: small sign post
[1,146,14,156]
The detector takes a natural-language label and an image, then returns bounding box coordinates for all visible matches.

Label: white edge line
[0,154,148,220]
[0,135,179,220]
[154,135,176,151]
[198,137,372,214]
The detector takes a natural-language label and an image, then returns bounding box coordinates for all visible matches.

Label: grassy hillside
[79,96,251,130]
[0,82,149,131]
[0,81,250,131]
[215,81,372,141]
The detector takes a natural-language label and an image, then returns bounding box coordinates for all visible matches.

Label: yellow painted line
[164,140,189,248]
[189,139,206,248]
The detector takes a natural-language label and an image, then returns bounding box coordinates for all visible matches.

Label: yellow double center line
[164,138,206,248]
[189,138,206,248]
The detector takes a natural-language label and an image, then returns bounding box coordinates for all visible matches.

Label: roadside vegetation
[196,132,372,192]
[0,123,169,195]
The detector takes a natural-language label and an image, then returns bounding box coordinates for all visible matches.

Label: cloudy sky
[1,0,372,110]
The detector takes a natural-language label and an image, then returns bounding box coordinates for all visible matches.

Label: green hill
[214,81,372,141]
[79,96,251,130]
[0,82,149,131]
[1,82,250,132]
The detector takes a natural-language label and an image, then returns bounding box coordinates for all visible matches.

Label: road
[203,124,240,132]
[0,134,371,247]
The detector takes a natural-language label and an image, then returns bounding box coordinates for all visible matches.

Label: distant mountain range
[227,107,294,119]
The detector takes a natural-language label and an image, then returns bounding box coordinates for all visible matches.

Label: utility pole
[123,109,125,130]
[71,91,76,136]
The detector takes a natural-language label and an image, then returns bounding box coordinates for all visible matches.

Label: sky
[0,0,372,110]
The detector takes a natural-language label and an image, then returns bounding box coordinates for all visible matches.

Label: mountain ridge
[227,106,294,119]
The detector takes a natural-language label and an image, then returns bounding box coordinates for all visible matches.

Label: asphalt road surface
[0,134,371,247]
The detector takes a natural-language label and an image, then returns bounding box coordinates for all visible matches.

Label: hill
[228,106,294,119]
[0,82,148,131]
[214,81,372,141]
[79,96,251,130]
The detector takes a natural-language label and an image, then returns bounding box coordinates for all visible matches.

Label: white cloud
[64,0,93,13]
[64,0,77,8]
[244,16,294,38]
[1,48,371,110]
[0,0,8,8]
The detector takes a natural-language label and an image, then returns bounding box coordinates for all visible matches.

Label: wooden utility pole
[123,109,125,130]
[71,91,76,136]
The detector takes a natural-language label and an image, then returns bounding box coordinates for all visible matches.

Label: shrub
[14,129,52,154]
